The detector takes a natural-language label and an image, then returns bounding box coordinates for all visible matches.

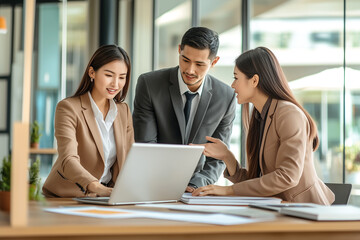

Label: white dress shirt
[177,68,205,141]
[88,92,117,184]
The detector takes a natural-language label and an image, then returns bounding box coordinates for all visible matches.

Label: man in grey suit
[133,27,236,192]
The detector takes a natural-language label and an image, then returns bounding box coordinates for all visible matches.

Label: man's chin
[184,78,202,86]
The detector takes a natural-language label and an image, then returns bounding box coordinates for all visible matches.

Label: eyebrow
[104,69,127,75]
[181,54,207,64]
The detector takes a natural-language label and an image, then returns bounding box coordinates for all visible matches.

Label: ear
[88,66,95,79]
[210,56,220,68]
[251,74,259,88]
[178,45,181,54]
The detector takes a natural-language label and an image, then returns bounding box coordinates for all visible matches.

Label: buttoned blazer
[42,93,134,197]
[133,66,236,187]
[225,99,335,205]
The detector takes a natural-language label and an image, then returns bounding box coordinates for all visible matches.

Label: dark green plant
[29,158,40,185]
[0,155,11,191]
[30,121,42,144]
[29,158,42,201]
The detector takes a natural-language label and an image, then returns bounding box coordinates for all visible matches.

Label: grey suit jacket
[133,66,236,187]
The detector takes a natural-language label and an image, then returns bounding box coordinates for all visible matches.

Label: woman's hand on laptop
[191,184,234,196]
[87,181,112,197]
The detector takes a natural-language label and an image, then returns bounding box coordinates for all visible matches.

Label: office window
[64,1,88,97]
[0,7,11,76]
[154,0,192,69]
[345,0,360,204]
[31,1,88,184]
[0,81,7,131]
[250,0,360,205]
[199,0,242,185]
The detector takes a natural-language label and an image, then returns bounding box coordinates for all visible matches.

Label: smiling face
[231,66,257,105]
[88,60,128,102]
[178,45,219,92]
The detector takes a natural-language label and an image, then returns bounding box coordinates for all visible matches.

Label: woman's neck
[252,91,270,113]
[90,92,109,120]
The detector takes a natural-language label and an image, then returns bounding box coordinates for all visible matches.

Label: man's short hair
[180,27,219,60]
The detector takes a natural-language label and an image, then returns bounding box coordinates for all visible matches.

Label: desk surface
[1,199,360,240]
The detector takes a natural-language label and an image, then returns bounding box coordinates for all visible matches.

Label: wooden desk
[0,199,360,240]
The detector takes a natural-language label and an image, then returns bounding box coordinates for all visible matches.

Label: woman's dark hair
[180,27,219,59]
[236,47,319,179]
[73,44,131,102]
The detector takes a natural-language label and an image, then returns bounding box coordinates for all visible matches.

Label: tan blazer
[225,99,335,205]
[42,93,134,197]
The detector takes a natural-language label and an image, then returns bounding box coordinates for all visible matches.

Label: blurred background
[0,0,359,205]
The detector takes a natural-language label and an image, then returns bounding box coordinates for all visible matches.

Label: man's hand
[186,186,195,193]
[192,184,234,196]
[86,181,112,197]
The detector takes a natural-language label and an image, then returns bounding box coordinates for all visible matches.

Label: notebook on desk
[279,205,360,221]
[74,143,204,205]
[180,193,282,205]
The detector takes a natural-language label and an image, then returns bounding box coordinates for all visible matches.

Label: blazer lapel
[169,67,186,143]
[80,94,105,162]
[259,99,278,171]
[113,106,125,171]
[188,76,212,143]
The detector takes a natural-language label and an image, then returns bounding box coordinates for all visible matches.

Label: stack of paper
[139,203,277,219]
[279,205,360,221]
[180,193,282,205]
[249,202,319,212]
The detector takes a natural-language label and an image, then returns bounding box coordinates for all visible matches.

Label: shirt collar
[88,91,118,122]
[255,97,272,121]
[177,68,204,96]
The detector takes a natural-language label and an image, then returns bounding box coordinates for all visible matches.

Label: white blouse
[88,92,117,184]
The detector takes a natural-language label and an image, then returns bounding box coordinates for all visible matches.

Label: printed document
[180,193,282,205]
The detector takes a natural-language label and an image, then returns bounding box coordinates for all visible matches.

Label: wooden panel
[29,148,57,154]
[22,0,35,123]
[10,122,29,226]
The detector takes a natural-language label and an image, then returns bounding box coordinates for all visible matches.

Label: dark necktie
[184,91,197,125]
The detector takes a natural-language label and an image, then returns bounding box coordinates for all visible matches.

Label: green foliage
[338,144,360,172]
[29,158,42,201]
[29,158,40,185]
[0,155,11,191]
[30,121,42,144]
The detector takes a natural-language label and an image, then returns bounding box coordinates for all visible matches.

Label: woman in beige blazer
[42,45,134,197]
[192,47,334,205]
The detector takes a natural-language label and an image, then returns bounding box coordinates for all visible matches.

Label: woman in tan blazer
[42,45,134,197]
[192,47,334,205]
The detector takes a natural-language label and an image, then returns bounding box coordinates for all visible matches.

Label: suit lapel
[113,105,125,173]
[188,76,212,143]
[169,67,186,143]
[259,99,278,171]
[80,94,105,162]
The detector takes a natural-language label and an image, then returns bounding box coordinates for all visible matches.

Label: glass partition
[199,0,242,185]
[345,0,360,205]
[154,0,192,69]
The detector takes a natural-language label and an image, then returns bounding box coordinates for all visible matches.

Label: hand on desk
[186,186,195,193]
[192,184,234,196]
[86,181,112,197]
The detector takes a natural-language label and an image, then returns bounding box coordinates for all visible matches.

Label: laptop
[74,143,204,205]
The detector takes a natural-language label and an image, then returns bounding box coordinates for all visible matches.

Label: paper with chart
[44,206,261,225]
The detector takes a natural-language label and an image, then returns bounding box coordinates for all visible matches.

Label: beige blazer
[42,93,134,197]
[225,99,335,205]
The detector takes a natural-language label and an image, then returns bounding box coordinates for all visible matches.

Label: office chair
[325,183,352,205]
